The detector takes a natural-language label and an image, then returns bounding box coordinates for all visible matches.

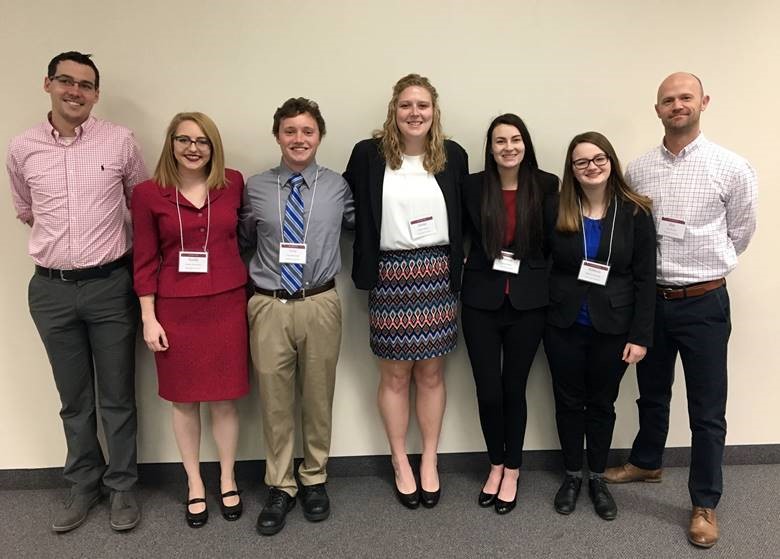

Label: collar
[45,113,96,142]
[278,159,319,189]
[660,132,707,160]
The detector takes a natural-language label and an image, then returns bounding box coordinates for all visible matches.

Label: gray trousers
[28,266,139,494]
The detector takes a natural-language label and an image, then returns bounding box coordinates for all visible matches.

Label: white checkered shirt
[7,115,148,269]
[626,134,757,285]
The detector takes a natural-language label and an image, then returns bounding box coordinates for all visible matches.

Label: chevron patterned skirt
[369,245,458,360]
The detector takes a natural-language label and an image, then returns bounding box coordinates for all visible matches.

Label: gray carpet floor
[1,464,778,558]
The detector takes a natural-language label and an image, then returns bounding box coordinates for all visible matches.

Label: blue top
[576,217,603,326]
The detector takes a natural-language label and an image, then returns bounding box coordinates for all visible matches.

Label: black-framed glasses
[572,153,609,170]
[172,135,211,149]
[49,75,96,92]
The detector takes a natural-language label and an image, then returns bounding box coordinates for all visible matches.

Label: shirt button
[198,212,203,217]
[199,227,206,233]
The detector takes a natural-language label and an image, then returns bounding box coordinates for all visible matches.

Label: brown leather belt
[35,256,128,281]
[254,278,335,300]
[657,278,725,300]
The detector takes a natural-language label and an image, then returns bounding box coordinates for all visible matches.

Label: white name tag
[179,251,208,273]
[492,250,521,274]
[279,242,307,264]
[658,216,686,240]
[409,215,436,240]
[578,260,610,286]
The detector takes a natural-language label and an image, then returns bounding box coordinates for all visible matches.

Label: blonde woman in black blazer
[545,131,655,521]
[343,74,468,509]
[461,114,558,514]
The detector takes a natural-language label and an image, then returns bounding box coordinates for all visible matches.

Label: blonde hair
[373,73,447,174]
[153,112,227,190]
[557,131,652,233]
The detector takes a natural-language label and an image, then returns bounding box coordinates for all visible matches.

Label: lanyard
[277,167,319,243]
[175,188,211,251]
[579,195,617,265]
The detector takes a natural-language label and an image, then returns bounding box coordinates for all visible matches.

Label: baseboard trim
[2,444,778,490]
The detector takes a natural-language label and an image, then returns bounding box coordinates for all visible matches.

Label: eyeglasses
[172,135,211,149]
[572,153,609,170]
[49,75,96,92]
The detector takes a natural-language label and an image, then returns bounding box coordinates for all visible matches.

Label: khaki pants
[247,288,342,497]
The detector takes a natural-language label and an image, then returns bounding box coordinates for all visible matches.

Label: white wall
[1,0,778,469]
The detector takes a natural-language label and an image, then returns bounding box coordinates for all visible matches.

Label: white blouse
[379,155,450,251]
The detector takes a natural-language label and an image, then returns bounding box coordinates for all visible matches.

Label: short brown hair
[272,97,326,137]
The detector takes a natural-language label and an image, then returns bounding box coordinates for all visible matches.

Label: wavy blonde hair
[373,73,447,174]
[153,112,227,190]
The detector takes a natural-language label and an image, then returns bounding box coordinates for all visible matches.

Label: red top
[502,188,517,247]
[131,168,247,298]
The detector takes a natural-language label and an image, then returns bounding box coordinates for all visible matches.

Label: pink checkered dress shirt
[6,115,148,269]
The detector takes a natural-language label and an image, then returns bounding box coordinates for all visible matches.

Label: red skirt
[154,287,249,402]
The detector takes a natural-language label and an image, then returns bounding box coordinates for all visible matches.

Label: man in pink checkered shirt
[6,51,148,533]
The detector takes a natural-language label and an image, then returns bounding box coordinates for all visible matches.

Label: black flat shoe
[394,482,420,509]
[420,487,440,509]
[588,477,617,520]
[554,475,582,515]
[185,497,208,528]
[494,477,519,515]
[478,491,497,507]
[219,489,242,521]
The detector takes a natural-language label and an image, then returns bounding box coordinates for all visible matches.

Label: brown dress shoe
[688,506,719,548]
[603,463,662,483]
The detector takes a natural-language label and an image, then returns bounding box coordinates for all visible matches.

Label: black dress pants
[462,299,546,469]
[629,287,730,508]
[544,323,629,473]
[28,267,139,494]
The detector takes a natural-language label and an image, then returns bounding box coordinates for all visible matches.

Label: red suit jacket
[132,168,248,298]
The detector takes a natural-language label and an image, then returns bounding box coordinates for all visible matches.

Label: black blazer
[547,198,656,346]
[461,170,559,311]
[343,138,469,291]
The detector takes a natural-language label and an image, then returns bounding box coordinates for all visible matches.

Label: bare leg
[484,464,504,494]
[172,402,205,513]
[413,356,446,492]
[498,467,519,502]
[377,358,416,493]
[209,400,240,507]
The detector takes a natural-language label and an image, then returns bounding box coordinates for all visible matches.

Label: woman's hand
[622,343,647,364]
[143,319,169,352]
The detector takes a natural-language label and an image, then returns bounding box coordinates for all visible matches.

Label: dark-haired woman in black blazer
[545,131,656,520]
[461,114,558,514]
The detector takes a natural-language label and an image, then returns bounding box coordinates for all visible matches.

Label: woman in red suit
[132,112,249,528]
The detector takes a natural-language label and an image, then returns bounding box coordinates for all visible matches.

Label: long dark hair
[557,131,652,232]
[480,113,543,259]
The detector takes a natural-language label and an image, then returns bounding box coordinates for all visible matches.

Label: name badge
[492,250,521,274]
[279,242,307,264]
[179,251,208,273]
[409,215,436,240]
[578,260,610,286]
[658,216,686,240]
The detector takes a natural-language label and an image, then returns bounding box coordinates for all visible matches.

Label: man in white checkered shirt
[604,72,757,549]
[6,51,148,534]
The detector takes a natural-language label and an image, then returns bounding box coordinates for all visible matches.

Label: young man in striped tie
[240,97,354,536]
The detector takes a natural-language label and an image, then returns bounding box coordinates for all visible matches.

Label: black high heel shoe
[478,489,497,508]
[219,489,243,521]
[185,497,208,528]
[420,487,440,508]
[394,481,420,509]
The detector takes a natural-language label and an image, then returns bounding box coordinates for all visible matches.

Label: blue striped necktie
[280,172,305,294]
